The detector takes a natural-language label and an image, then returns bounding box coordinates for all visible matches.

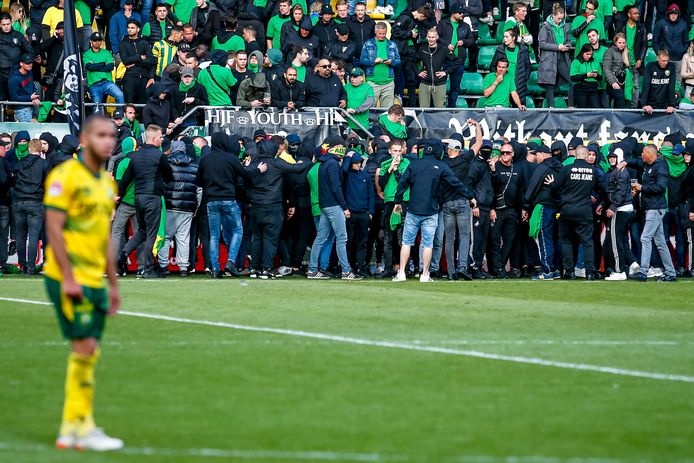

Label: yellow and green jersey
[152,39,178,78]
[43,158,117,288]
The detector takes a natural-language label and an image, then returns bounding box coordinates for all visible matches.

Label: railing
[0,101,146,122]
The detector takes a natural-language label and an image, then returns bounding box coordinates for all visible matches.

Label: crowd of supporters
[1,119,693,282]
[0,0,694,121]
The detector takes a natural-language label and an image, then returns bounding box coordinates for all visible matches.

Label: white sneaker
[419,274,434,283]
[647,267,664,278]
[392,271,406,282]
[647,33,653,41]
[605,272,627,281]
[276,266,292,277]
[574,267,586,278]
[56,434,76,449]
[74,428,124,452]
[628,262,641,276]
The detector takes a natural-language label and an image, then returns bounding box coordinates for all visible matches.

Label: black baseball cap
[90,31,104,41]
[113,109,124,119]
[20,53,33,64]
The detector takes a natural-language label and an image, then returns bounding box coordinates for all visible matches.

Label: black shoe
[630,272,648,282]
[562,271,576,280]
[179,270,190,277]
[319,268,335,279]
[117,253,128,276]
[456,268,473,281]
[7,241,16,256]
[430,270,444,279]
[447,273,459,281]
[508,268,522,279]
[259,270,275,280]
[676,267,685,277]
[142,271,165,279]
[157,266,170,276]
[224,265,242,278]
[25,267,38,276]
[211,270,223,279]
[657,275,677,282]
[585,272,596,281]
[471,268,487,280]
[497,269,509,279]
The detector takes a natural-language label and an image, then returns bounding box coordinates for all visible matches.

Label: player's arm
[45,209,83,301]
[105,234,121,316]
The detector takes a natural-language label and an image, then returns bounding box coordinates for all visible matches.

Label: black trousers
[347,211,370,274]
[250,203,283,271]
[382,202,405,270]
[289,206,314,268]
[489,208,518,272]
[189,210,211,271]
[559,216,595,272]
[607,84,627,109]
[365,203,384,266]
[123,194,162,273]
[470,208,491,270]
[123,73,148,105]
[573,84,601,108]
[604,210,637,273]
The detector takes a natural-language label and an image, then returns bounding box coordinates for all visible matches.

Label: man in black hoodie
[466,140,494,279]
[392,139,474,283]
[271,66,306,110]
[523,145,563,280]
[196,133,266,279]
[545,146,600,280]
[14,139,48,274]
[0,138,10,272]
[143,82,174,133]
[304,57,348,107]
[120,19,156,105]
[117,125,174,278]
[246,138,309,279]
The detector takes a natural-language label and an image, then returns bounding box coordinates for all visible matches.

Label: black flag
[63,0,85,136]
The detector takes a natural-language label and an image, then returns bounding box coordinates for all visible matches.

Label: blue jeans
[538,206,560,273]
[422,210,444,272]
[448,65,465,107]
[443,199,471,274]
[14,106,32,122]
[402,212,438,248]
[663,209,685,269]
[309,206,350,273]
[89,80,125,109]
[207,200,243,272]
[313,215,334,270]
[640,209,676,277]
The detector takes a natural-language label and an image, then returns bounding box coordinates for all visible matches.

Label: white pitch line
[0,442,405,462]
[3,296,694,384]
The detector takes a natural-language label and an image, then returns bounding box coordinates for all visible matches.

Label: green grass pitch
[1,276,693,463]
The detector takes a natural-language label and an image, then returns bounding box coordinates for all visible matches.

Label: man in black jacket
[392,139,474,283]
[157,141,200,277]
[196,133,266,278]
[325,23,358,67]
[466,140,494,279]
[436,3,475,108]
[14,139,48,275]
[304,57,347,107]
[347,2,375,56]
[618,6,649,107]
[120,19,156,105]
[0,139,10,273]
[246,139,310,279]
[117,125,174,278]
[545,146,599,280]
[0,13,33,101]
[271,66,306,110]
[313,4,338,54]
[640,50,678,114]
[626,144,677,281]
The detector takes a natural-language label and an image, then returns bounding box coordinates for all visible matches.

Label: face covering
[15,142,29,160]
[479,148,491,160]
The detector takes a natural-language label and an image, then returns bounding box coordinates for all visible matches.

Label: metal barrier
[0,101,146,122]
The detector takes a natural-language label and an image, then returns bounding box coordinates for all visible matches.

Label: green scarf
[379,113,407,139]
[179,78,197,92]
[599,144,611,173]
[153,197,167,257]
[249,63,260,73]
[528,204,543,240]
[194,144,202,157]
[661,147,686,178]
[390,208,402,231]
[15,142,29,160]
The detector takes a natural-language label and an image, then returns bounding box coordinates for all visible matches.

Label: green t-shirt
[570,58,603,85]
[626,23,636,65]
[197,65,237,105]
[483,72,516,107]
[504,17,529,37]
[83,48,114,86]
[591,45,608,89]
[580,0,613,18]
[294,64,307,82]
[267,14,291,49]
[368,39,392,84]
[345,82,374,129]
[75,0,92,24]
[165,0,195,24]
[614,0,631,12]
[380,157,410,203]
[571,15,605,58]
[211,34,246,52]
[450,19,460,57]
[506,46,518,78]
[308,162,321,216]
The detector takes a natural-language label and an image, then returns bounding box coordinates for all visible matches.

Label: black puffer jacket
[246,139,310,206]
[165,148,200,213]
[50,135,80,171]
[14,155,48,202]
[490,43,532,101]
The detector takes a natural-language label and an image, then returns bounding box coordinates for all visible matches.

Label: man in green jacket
[197,50,237,105]
[83,32,124,110]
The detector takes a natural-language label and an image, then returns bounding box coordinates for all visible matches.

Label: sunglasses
[500,150,514,155]
[320,64,331,68]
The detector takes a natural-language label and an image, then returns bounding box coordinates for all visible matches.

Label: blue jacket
[359,38,401,79]
[341,155,374,215]
[395,141,473,216]
[318,153,348,210]
[7,67,35,103]
[652,17,689,60]
[110,10,142,54]
[627,155,669,210]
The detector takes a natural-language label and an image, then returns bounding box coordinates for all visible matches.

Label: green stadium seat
[455,96,469,108]
[527,71,544,96]
[644,48,657,66]
[556,83,570,96]
[495,21,506,43]
[542,97,568,108]
[460,73,484,95]
[477,45,497,71]
[525,97,535,108]
[476,96,487,108]
[477,23,499,45]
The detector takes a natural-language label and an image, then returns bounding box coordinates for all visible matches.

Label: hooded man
[466,139,495,279]
[237,71,271,109]
[143,82,174,133]
[197,49,237,105]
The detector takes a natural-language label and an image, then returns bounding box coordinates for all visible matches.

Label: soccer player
[43,115,124,451]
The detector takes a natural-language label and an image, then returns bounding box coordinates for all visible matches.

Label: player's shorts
[45,277,108,340]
